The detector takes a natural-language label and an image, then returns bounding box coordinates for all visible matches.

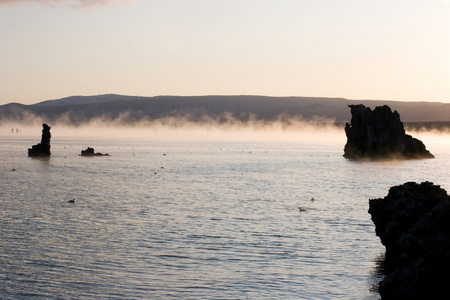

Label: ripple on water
[2,137,449,299]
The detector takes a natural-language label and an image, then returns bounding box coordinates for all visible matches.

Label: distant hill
[1,94,449,127]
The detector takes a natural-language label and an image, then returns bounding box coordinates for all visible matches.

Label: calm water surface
[1,133,450,299]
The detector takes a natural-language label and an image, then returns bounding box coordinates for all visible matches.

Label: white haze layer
[0,0,130,9]
[4,115,346,144]
[3,113,450,153]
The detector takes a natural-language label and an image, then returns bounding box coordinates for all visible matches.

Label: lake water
[1,130,450,299]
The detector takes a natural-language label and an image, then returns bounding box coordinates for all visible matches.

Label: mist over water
[1,124,449,299]
[3,116,346,142]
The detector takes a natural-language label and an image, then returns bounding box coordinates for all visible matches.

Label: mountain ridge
[1,94,450,126]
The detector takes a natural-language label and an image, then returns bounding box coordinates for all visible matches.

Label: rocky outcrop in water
[344,105,434,159]
[28,123,51,157]
[368,181,450,299]
[81,147,109,156]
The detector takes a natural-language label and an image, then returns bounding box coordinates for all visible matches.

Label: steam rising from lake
[3,112,345,142]
[4,111,450,148]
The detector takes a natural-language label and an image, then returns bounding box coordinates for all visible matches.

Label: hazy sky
[1,0,449,105]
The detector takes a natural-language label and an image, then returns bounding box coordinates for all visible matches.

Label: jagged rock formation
[368,182,450,299]
[81,147,109,156]
[28,123,51,157]
[344,104,434,159]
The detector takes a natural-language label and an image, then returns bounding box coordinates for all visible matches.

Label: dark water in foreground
[1,133,449,299]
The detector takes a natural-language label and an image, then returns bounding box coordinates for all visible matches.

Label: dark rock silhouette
[344,104,434,159]
[368,182,450,299]
[81,147,109,156]
[28,123,51,157]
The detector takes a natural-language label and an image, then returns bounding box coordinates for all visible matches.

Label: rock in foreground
[28,123,51,157]
[344,104,433,159]
[369,182,450,299]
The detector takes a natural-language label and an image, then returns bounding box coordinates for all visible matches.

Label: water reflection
[368,252,387,297]
[30,156,51,164]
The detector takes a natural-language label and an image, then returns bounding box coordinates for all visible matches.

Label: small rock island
[28,123,51,157]
[369,182,450,299]
[343,104,434,160]
[81,147,109,156]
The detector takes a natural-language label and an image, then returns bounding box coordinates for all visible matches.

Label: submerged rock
[81,147,109,156]
[344,104,434,160]
[28,123,51,157]
[368,182,450,299]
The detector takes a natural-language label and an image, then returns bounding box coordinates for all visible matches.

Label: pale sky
[1,0,449,105]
